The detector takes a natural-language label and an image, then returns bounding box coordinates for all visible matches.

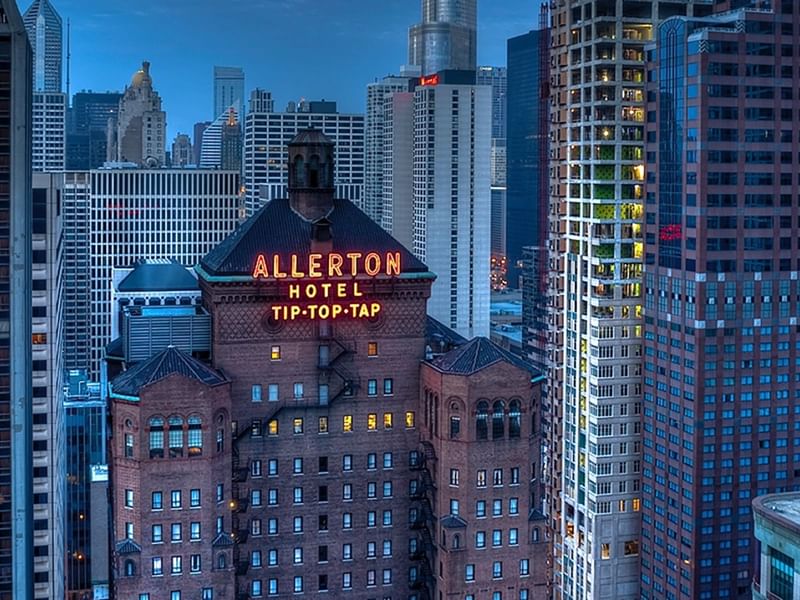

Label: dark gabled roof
[105,336,124,360]
[115,539,142,554]
[426,316,467,347]
[290,129,333,146]
[428,337,537,376]
[117,261,199,293]
[440,515,468,529]
[110,346,226,397]
[200,197,428,277]
[212,532,235,547]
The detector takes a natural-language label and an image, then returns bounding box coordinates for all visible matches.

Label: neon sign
[420,74,440,87]
[253,252,402,322]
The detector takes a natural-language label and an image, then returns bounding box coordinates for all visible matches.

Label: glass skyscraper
[408,0,476,74]
[22,0,62,93]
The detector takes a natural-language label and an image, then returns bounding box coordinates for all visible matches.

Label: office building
[192,120,211,166]
[546,2,713,599]
[213,66,244,121]
[66,91,122,170]
[171,133,193,167]
[61,171,92,373]
[0,3,33,597]
[379,90,415,249]
[32,92,65,172]
[200,106,240,169]
[243,93,364,214]
[107,61,167,167]
[411,70,491,339]
[31,173,65,600]
[365,74,416,224]
[753,492,800,600]
[477,66,506,141]
[23,0,62,92]
[409,0,477,74]
[506,26,549,369]
[107,129,547,599]
[642,4,800,599]
[64,371,108,600]
[60,168,240,377]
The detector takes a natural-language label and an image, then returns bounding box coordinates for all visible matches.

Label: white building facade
[32,92,65,172]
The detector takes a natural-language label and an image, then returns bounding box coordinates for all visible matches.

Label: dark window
[476,401,488,440]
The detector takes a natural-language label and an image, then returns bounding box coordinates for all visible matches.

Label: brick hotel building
[107,131,548,600]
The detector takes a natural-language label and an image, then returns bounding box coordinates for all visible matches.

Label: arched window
[452,534,461,549]
[293,155,305,186]
[308,155,320,188]
[217,553,227,569]
[168,415,184,458]
[476,401,489,440]
[148,417,164,459]
[532,528,540,543]
[124,559,136,577]
[492,401,505,439]
[433,395,439,438]
[188,416,203,456]
[509,400,521,438]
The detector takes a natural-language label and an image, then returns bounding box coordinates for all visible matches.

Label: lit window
[368,342,378,356]
[171,555,182,574]
[450,469,460,486]
[383,482,393,498]
[343,415,353,433]
[405,411,415,428]
[293,418,303,434]
[477,470,486,487]
[383,413,393,429]
[270,346,281,360]
[268,419,278,436]
[318,416,328,433]
[368,414,377,430]
[251,384,262,402]
[382,568,392,584]
[293,576,303,593]
[124,489,134,508]
[624,540,639,556]
[601,543,610,559]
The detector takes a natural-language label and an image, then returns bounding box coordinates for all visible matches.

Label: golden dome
[131,61,152,87]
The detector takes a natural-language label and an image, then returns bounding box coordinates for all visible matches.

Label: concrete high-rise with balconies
[546,2,714,599]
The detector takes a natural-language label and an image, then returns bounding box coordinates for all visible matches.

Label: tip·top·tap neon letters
[252,251,402,280]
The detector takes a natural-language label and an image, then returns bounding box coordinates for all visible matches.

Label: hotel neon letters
[252,252,402,322]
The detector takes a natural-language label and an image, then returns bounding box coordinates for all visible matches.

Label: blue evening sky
[42,0,543,140]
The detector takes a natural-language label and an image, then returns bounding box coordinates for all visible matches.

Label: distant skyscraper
[213,65,244,120]
[507,28,549,368]
[66,91,121,170]
[248,88,274,114]
[107,61,167,167]
[220,109,242,171]
[31,173,65,600]
[243,94,364,214]
[199,104,240,169]
[476,65,507,141]
[364,74,415,225]
[32,91,65,172]
[171,133,192,167]
[0,2,33,598]
[408,0,477,73]
[68,168,241,375]
[192,120,211,166]
[23,0,62,92]
[410,70,491,339]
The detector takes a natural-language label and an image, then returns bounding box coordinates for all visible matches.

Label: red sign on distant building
[659,224,682,242]
[420,74,440,87]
